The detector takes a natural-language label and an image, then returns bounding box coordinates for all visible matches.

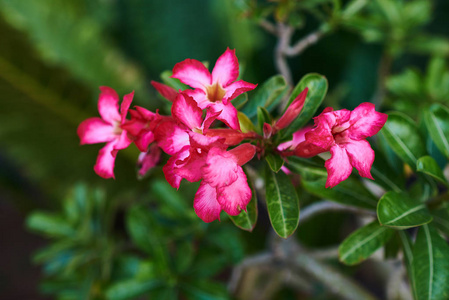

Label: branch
[274,22,294,86]
[258,19,277,36]
[284,29,325,57]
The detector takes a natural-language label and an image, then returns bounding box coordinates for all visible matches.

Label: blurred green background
[1,0,449,299]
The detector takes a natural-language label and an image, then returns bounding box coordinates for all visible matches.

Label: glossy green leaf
[302,177,378,209]
[232,93,248,110]
[265,153,284,172]
[377,191,432,229]
[238,112,257,133]
[105,280,161,300]
[431,204,449,237]
[257,106,272,132]
[229,170,258,232]
[425,56,449,101]
[424,103,449,159]
[398,230,417,299]
[412,224,449,300]
[370,150,404,192]
[417,156,448,186]
[26,212,75,238]
[265,165,300,238]
[285,156,328,180]
[339,221,394,265]
[282,73,328,138]
[380,112,426,169]
[241,75,288,118]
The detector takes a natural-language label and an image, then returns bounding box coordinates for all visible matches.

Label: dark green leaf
[26,212,75,238]
[370,150,405,192]
[265,153,285,172]
[398,231,417,299]
[339,221,394,265]
[412,224,449,300]
[423,103,449,159]
[105,280,161,300]
[282,73,328,138]
[425,56,449,101]
[417,156,448,186]
[241,75,288,118]
[257,106,272,133]
[377,191,432,229]
[265,166,300,238]
[182,280,229,300]
[285,156,328,180]
[229,171,258,232]
[232,93,248,110]
[431,204,449,237]
[380,112,426,169]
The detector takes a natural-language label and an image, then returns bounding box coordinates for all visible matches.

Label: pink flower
[194,143,256,222]
[77,87,133,178]
[137,144,161,178]
[122,106,160,152]
[295,103,388,188]
[171,48,257,130]
[274,88,308,131]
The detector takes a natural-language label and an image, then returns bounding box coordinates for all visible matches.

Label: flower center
[206,83,226,102]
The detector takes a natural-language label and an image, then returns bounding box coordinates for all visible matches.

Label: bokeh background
[1,0,449,299]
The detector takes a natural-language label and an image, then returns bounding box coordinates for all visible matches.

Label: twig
[275,22,294,86]
[284,29,325,57]
[259,19,277,36]
[299,201,377,225]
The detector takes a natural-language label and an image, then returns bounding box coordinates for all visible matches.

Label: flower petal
[184,89,210,109]
[228,143,256,166]
[208,101,240,130]
[155,120,190,155]
[120,91,134,123]
[162,148,189,189]
[114,129,133,150]
[94,142,118,179]
[202,147,239,188]
[172,58,211,89]
[211,48,239,87]
[343,139,375,180]
[151,81,178,102]
[324,145,352,188]
[77,117,116,145]
[348,102,388,140]
[223,80,257,104]
[194,181,221,223]
[98,86,121,124]
[217,168,252,215]
[137,145,161,178]
[172,94,203,130]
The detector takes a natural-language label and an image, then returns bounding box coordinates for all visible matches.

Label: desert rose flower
[77,87,134,178]
[171,48,257,130]
[295,103,388,188]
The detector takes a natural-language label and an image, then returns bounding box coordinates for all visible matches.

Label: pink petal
[208,101,240,130]
[172,94,203,130]
[324,145,353,188]
[202,109,221,131]
[294,141,328,158]
[172,58,211,89]
[151,81,178,102]
[274,88,308,130]
[211,48,239,87]
[114,129,133,150]
[205,129,247,146]
[202,147,239,188]
[137,145,161,178]
[77,117,116,145]
[98,86,121,124]
[348,102,388,140]
[194,181,222,223]
[163,155,184,189]
[134,131,155,152]
[120,91,134,123]
[343,139,375,180]
[216,167,252,215]
[223,80,257,104]
[228,143,256,166]
[184,89,210,109]
[94,142,118,179]
[277,126,311,151]
[174,152,207,183]
[155,120,190,155]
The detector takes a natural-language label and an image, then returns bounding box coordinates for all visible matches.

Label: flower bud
[274,87,308,130]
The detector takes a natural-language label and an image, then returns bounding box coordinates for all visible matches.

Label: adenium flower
[172,48,257,130]
[295,103,388,188]
[77,87,133,178]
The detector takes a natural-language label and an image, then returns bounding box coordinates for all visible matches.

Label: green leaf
[431,203,449,237]
[285,156,328,180]
[181,280,229,300]
[380,112,426,169]
[282,73,328,138]
[241,75,288,118]
[423,104,449,159]
[26,212,75,238]
[377,191,432,229]
[265,165,300,238]
[232,93,248,110]
[412,224,449,300]
[398,231,417,299]
[160,70,188,91]
[229,171,258,232]
[105,280,161,300]
[302,177,378,209]
[265,153,285,172]
[417,156,448,186]
[370,150,405,192]
[339,221,394,265]
[237,112,257,133]
[425,56,449,101]
[257,106,272,133]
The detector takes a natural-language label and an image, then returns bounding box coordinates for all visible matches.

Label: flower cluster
[77,48,388,222]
